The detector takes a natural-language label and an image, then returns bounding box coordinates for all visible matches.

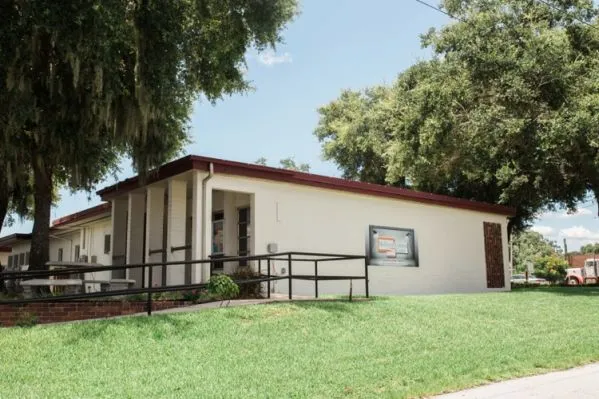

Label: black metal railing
[0,252,369,315]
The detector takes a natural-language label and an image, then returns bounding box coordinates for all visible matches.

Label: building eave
[97,155,516,217]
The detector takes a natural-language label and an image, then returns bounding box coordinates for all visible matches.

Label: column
[166,179,187,285]
[127,192,145,287]
[201,180,213,283]
[145,185,165,286]
[190,171,203,283]
[111,198,128,278]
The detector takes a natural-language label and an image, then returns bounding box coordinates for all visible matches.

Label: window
[74,245,81,262]
[58,248,63,262]
[104,234,111,254]
[238,207,250,266]
[25,251,30,265]
[82,228,87,249]
[7,255,13,268]
[19,253,25,266]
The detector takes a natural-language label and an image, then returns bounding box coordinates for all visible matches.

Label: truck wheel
[567,277,579,286]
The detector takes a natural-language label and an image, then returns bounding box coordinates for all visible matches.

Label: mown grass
[2,287,599,398]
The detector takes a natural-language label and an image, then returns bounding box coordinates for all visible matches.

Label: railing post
[141,264,146,289]
[364,256,369,298]
[147,265,153,316]
[288,253,292,300]
[267,257,271,299]
[314,260,319,298]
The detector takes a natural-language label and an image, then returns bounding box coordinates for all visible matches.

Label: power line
[413,0,598,31]
[413,0,456,20]
[535,0,597,29]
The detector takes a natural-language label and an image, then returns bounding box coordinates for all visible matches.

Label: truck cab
[566,258,599,285]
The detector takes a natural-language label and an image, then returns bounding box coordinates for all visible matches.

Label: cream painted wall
[0,252,9,267]
[5,218,111,291]
[206,173,510,296]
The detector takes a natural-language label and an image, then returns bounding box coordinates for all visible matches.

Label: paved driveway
[435,363,599,399]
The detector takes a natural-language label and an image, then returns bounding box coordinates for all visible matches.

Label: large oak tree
[315,0,599,231]
[0,0,298,270]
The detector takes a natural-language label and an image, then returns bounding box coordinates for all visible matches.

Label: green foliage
[315,0,599,231]
[255,157,310,172]
[0,0,298,268]
[14,312,38,328]
[580,243,599,254]
[512,230,561,272]
[534,256,568,283]
[230,267,265,299]
[207,275,240,300]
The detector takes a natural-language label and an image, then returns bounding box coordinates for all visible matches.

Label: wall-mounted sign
[367,225,418,267]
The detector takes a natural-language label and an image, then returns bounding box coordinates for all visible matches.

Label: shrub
[207,275,239,300]
[534,255,568,283]
[15,312,38,328]
[230,267,265,299]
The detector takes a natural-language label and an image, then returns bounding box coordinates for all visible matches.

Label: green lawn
[2,287,599,398]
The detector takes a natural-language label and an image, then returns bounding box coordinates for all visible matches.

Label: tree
[1,0,298,270]
[315,0,599,231]
[580,243,599,254]
[512,230,560,273]
[255,157,310,172]
[534,255,568,282]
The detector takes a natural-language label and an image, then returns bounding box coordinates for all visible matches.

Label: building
[0,155,515,295]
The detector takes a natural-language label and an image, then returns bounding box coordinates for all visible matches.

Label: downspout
[201,163,215,265]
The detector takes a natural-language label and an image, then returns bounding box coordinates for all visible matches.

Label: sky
[3,0,598,251]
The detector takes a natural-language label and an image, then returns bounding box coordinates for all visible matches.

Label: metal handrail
[0,252,370,314]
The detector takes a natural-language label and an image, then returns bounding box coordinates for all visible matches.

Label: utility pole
[563,238,568,260]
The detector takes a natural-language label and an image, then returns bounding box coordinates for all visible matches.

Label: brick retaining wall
[0,300,194,327]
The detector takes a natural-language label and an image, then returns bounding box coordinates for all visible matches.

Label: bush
[230,267,265,299]
[207,275,239,300]
[15,312,38,328]
[534,255,568,283]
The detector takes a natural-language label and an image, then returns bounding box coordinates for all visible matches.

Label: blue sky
[3,0,598,250]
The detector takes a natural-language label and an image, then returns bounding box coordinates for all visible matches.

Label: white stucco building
[0,155,514,295]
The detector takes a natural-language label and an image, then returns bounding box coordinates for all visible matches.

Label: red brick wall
[0,300,193,327]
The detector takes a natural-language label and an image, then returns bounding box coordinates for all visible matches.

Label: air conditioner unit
[91,255,97,264]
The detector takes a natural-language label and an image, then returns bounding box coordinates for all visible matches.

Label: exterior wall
[0,253,8,268]
[3,218,110,291]
[207,174,511,296]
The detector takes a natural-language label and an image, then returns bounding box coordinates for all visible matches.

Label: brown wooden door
[483,222,505,288]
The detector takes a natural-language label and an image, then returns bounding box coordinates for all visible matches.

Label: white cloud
[530,225,555,236]
[539,207,593,219]
[559,226,599,240]
[257,50,292,66]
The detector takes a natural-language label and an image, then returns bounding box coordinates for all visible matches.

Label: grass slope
[2,287,599,398]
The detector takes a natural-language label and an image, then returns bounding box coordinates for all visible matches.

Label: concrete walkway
[435,363,599,399]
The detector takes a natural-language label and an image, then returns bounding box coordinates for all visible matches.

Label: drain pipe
[200,162,214,281]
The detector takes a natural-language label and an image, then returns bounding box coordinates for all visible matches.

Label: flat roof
[98,155,515,216]
[0,233,33,247]
[51,203,111,228]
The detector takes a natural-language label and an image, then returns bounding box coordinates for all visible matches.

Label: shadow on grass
[511,286,599,296]
[64,314,197,344]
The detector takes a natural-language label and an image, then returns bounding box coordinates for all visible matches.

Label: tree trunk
[0,191,8,239]
[29,155,53,271]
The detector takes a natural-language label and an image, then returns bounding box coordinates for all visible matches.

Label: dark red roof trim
[98,155,516,216]
[0,246,11,253]
[51,203,112,228]
[0,233,32,247]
